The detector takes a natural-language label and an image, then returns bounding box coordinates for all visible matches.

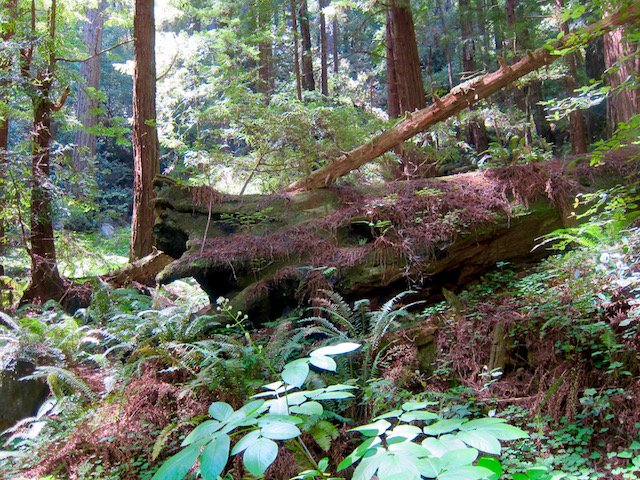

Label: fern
[307,420,340,452]
[22,366,97,402]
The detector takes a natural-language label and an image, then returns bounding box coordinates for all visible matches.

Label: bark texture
[72,0,106,176]
[299,0,315,91]
[131,0,160,261]
[319,0,328,95]
[284,5,639,192]
[290,0,302,100]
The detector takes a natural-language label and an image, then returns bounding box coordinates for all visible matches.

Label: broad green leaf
[231,430,260,455]
[338,437,381,471]
[460,418,506,430]
[402,401,437,411]
[151,442,201,480]
[387,441,430,458]
[377,453,420,480]
[243,437,278,476]
[266,397,289,415]
[476,456,502,479]
[440,447,478,469]
[200,434,230,480]
[386,425,422,442]
[309,355,337,371]
[423,419,465,436]
[416,457,442,478]
[260,421,301,440]
[258,414,304,425]
[182,420,222,447]
[373,409,402,420]
[438,465,494,480]
[352,419,392,437]
[311,391,354,401]
[352,448,385,480]
[421,437,448,457]
[209,402,234,422]
[237,400,266,416]
[290,401,323,415]
[456,430,501,455]
[400,410,438,422]
[311,342,361,357]
[282,360,310,388]
[324,384,358,392]
[283,391,308,406]
[478,424,529,441]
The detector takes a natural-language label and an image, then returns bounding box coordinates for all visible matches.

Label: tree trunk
[284,4,639,192]
[0,0,17,253]
[555,0,587,154]
[20,0,67,304]
[385,9,400,119]
[72,0,106,180]
[257,0,274,98]
[387,0,425,114]
[131,0,160,261]
[299,0,315,91]
[319,0,328,95]
[584,37,606,142]
[459,0,488,153]
[435,0,454,89]
[603,19,640,133]
[290,0,302,100]
[332,17,339,74]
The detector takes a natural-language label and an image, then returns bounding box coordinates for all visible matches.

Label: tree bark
[20,0,66,304]
[290,0,302,100]
[319,0,328,95]
[257,0,274,98]
[0,0,17,253]
[299,0,315,91]
[603,17,640,133]
[72,0,106,180]
[555,0,587,154]
[131,0,160,261]
[284,4,639,192]
[385,9,400,118]
[332,17,339,74]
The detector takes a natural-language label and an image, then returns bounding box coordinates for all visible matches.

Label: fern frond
[22,366,97,402]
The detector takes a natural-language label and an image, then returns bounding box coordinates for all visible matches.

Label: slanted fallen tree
[284,4,640,192]
[154,152,636,323]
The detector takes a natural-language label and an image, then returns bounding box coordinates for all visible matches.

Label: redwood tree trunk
[131,0,160,261]
[290,0,302,100]
[72,0,106,178]
[555,0,587,154]
[332,17,339,73]
[603,21,640,133]
[257,2,275,98]
[319,0,328,95]
[299,0,315,91]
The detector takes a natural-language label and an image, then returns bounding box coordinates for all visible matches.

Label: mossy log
[154,155,632,323]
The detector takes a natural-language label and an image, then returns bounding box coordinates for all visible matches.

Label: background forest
[0,0,639,478]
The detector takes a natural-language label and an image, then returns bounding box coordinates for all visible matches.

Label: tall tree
[289,0,302,100]
[555,0,586,154]
[20,0,70,304]
[319,0,329,95]
[0,0,17,252]
[385,0,425,116]
[332,16,339,74]
[299,0,315,91]
[603,13,640,133]
[130,0,159,260]
[257,0,275,97]
[72,0,107,179]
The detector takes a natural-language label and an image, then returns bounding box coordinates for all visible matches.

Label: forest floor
[1,218,639,479]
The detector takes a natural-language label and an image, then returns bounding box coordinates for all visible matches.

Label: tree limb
[55,39,132,63]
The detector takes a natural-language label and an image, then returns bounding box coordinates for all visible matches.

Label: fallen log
[284,4,639,192]
[154,152,634,323]
[102,248,173,288]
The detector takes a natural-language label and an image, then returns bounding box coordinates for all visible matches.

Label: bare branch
[55,39,132,63]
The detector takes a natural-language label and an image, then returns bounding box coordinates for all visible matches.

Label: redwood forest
[0,0,639,478]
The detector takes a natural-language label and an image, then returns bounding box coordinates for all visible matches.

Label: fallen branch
[284,4,640,192]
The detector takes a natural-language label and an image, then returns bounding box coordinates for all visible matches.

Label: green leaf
[456,431,501,455]
[151,442,201,480]
[440,447,478,469]
[338,437,381,471]
[478,424,528,441]
[243,437,278,476]
[460,418,506,430]
[423,419,465,436]
[416,456,442,477]
[352,449,385,480]
[387,441,430,458]
[438,466,494,480]
[182,420,223,447]
[200,434,230,480]
[290,401,323,416]
[260,421,301,440]
[373,409,402,420]
[209,402,234,422]
[310,342,361,356]
[400,410,438,422]
[309,355,337,371]
[352,419,392,437]
[476,456,502,479]
[386,425,422,442]
[311,391,354,401]
[282,360,310,388]
[231,430,261,455]
[378,453,420,479]
[402,401,437,411]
